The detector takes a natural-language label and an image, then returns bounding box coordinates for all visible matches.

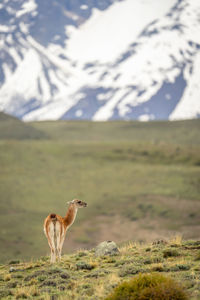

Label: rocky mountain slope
[0,0,200,121]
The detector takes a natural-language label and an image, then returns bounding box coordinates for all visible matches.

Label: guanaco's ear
[67,200,74,205]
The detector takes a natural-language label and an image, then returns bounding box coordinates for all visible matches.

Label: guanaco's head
[67,199,87,208]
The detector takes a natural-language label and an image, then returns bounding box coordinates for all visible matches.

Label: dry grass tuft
[119,241,135,254]
[107,273,120,286]
[169,235,183,246]
[41,293,51,300]
[29,285,40,297]
[89,257,99,268]
[4,274,11,281]
[15,285,40,299]
[94,281,106,298]
[15,287,29,299]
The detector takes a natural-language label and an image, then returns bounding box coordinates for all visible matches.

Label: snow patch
[75,110,83,117]
[80,5,88,10]
[67,0,176,64]
[16,0,37,18]
[139,114,155,121]
[0,25,10,32]
[170,51,200,120]
[0,49,42,112]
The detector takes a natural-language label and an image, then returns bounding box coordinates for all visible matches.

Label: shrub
[194,251,200,261]
[152,256,163,263]
[143,259,152,265]
[169,264,190,272]
[118,265,141,277]
[4,274,11,281]
[15,291,28,299]
[105,273,188,300]
[139,280,188,300]
[0,289,13,298]
[37,275,47,282]
[151,265,165,272]
[163,249,180,258]
[145,247,151,252]
[78,251,88,257]
[76,262,94,270]
[9,260,20,265]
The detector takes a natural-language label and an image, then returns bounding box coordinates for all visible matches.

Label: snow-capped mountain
[0,0,200,121]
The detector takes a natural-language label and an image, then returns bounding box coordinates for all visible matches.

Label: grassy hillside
[0,112,46,140]
[31,119,200,145]
[0,239,199,299]
[0,119,199,263]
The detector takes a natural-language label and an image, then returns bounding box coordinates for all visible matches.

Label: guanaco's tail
[50,213,57,221]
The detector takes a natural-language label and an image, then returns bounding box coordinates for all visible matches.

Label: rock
[9,267,24,273]
[95,241,119,257]
[9,267,16,272]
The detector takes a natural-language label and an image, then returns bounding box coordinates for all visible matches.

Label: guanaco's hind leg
[48,222,56,263]
[56,223,65,261]
[57,232,66,261]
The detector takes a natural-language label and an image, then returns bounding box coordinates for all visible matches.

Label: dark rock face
[95,241,120,256]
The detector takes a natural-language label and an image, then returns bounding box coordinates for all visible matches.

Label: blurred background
[0,0,199,262]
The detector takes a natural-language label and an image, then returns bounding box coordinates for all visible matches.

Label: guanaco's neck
[64,204,78,228]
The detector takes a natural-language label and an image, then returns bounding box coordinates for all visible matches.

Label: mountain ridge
[0,0,200,121]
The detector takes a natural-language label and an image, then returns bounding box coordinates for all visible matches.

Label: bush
[194,251,200,261]
[169,264,190,272]
[37,275,47,282]
[163,249,180,258]
[76,262,94,270]
[139,280,188,300]
[9,260,20,265]
[105,273,188,300]
[151,265,165,272]
[118,265,141,277]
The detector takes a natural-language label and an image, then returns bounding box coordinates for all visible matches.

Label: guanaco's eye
[77,201,81,204]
